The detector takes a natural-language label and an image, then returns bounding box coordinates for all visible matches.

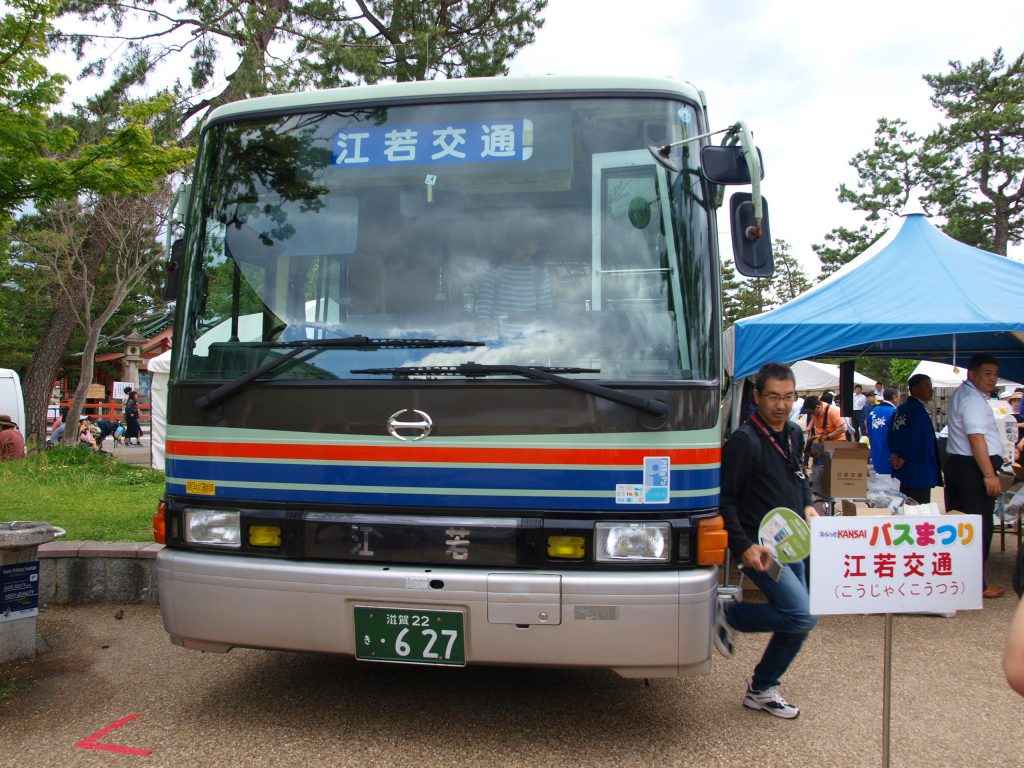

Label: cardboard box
[823,442,869,498]
[840,500,887,516]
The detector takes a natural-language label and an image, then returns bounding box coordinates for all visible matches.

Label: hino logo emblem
[387,409,433,441]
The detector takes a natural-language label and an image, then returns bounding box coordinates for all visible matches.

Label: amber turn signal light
[696,515,727,565]
[153,501,166,545]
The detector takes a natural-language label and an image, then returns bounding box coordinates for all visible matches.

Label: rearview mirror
[701,145,765,185]
[730,192,774,278]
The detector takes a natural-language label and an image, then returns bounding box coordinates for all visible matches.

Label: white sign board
[113,381,134,401]
[990,400,1018,468]
[810,515,982,615]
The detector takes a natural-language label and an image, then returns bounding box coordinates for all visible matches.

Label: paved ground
[2,541,1022,767]
[104,435,153,467]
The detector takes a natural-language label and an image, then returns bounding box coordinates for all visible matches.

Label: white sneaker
[713,599,736,659]
[743,685,800,719]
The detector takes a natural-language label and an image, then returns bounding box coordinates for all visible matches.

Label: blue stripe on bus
[165,457,720,493]
[165,479,719,511]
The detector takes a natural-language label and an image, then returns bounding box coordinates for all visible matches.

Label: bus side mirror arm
[163,239,184,300]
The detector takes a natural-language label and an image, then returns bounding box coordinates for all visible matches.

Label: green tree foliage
[837,118,934,221]
[0,0,72,228]
[924,48,1024,255]
[59,0,547,130]
[813,117,928,278]
[816,356,894,388]
[1,1,192,443]
[821,49,1024,261]
[722,239,812,327]
[3,91,191,442]
[858,359,893,388]
[20,188,173,442]
[719,259,744,327]
[0,1,193,228]
[0,224,56,370]
[812,224,879,279]
[769,239,811,305]
[889,359,919,389]
[722,267,773,323]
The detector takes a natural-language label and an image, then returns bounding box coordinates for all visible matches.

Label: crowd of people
[718,357,1024,719]
[0,387,147,461]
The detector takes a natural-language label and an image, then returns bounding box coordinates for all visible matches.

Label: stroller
[92,418,124,450]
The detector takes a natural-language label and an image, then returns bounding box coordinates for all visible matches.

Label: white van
[0,368,27,437]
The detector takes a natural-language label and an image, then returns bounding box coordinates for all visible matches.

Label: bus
[155,75,773,678]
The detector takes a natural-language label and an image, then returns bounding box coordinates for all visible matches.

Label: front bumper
[157,548,717,678]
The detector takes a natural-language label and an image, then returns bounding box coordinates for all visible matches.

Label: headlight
[184,509,241,547]
[595,522,671,562]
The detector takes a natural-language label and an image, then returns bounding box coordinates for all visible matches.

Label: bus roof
[203,75,706,127]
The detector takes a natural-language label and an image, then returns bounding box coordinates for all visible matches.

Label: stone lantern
[122,330,145,388]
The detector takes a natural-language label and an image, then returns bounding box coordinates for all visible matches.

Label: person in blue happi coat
[889,374,942,504]
[867,386,898,474]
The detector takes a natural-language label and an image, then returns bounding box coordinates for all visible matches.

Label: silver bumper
[157,548,717,678]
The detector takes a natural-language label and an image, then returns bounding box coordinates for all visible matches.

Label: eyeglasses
[761,393,797,405]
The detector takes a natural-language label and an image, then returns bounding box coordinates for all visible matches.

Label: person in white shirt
[789,396,804,423]
[852,384,867,439]
[943,354,1005,598]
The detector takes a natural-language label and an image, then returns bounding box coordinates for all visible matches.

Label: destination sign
[331,119,534,168]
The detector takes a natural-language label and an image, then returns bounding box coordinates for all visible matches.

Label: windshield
[175,96,717,382]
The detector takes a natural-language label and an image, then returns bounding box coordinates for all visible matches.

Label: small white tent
[145,350,171,471]
[791,360,875,392]
[909,360,1020,389]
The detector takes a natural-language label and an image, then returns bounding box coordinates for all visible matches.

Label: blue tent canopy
[728,212,1024,381]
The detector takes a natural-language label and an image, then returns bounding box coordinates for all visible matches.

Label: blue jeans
[724,559,818,691]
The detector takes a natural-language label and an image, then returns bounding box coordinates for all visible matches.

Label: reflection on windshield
[178,97,715,382]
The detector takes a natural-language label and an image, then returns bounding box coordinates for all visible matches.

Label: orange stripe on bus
[165,440,721,465]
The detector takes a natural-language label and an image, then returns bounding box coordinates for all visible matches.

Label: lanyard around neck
[749,413,806,480]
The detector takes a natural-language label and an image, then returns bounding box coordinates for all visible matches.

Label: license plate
[354,607,466,666]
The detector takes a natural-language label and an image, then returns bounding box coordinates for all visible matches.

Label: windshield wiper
[196,336,484,410]
[351,362,669,417]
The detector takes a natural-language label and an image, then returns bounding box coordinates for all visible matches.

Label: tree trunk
[21,304,81,444]
[20,211,114,444]
[61,263,135,445]
[61,323,105,446]
[992,202,1009,256]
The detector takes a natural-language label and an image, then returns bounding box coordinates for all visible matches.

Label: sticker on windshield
[615,457,670,504]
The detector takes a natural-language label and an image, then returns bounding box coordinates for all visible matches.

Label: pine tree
[769,239,811,305]
[59,0,548,132]
[924,48,1024,255]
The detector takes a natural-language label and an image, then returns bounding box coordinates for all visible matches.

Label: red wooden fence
[61,398,151,426]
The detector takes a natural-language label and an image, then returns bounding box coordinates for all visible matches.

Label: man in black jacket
[714,361,819,719]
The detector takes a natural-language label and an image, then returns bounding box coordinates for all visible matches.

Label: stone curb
[37,541,163,606]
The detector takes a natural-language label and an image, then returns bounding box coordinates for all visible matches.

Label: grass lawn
[0,446,164,542]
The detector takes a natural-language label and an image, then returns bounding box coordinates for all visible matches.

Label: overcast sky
[507,0,1024,270]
